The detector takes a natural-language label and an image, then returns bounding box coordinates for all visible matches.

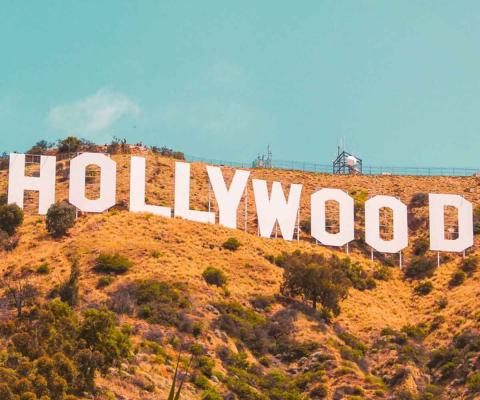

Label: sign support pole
[297,207,300,242]
[244,187,248,233]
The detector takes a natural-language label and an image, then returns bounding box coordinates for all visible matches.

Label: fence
[1,151,479,177]
[185,154,480,177]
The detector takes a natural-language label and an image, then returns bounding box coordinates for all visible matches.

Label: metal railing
[185,154,480,177]
[1,151,479,177]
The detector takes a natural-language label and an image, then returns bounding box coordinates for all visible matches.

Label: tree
[2,276,39,317]
[46,201,76,237]
[58,136,82,153]
[27,140,54,155]
[0,203,24,235]
[58,261,81,306]
[79,307,131,371]
[280,252,351,316]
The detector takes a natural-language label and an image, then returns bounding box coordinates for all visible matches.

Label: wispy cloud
[48,88,140,139]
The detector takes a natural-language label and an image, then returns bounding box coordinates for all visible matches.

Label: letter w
[252,179,302,241]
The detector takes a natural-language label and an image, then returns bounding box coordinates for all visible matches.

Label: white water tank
[346,155,358,167]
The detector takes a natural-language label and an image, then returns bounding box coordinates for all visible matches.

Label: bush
[310,384,328,398]
[0,203,24,235]
[449,270,466,287]
[410,193,429,208]
[58,136,83,153]
[401,323,428,341]
[281,252,350,315]
[373,265,392,281]
[474,206,480,235]
[202,266,228,287]
[412,237,429,256]
[250,295,275,311]
[222,237,240,251]
[330,256,375,291]
[404,256,436,280]
[46,202,76,237]
[460,256,479,276]
[94,253,133,274]
[468,373,480,393]
[436,297,448,309]
[0,299,131,396]
[414,281,433,296]
[36,263,50,274]
[97,275,115,288]
[111,279,191,327]
[58,261,80,306]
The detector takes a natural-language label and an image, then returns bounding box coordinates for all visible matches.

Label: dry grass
[0,151,479,399]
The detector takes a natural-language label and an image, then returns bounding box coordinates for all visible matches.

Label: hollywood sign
[6,153,474,254]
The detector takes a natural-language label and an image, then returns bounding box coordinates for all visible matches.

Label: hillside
[0,147,479,400]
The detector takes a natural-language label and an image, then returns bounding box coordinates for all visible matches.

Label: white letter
[311,189,354,246]
[365,195,408,253]
[174,162,215,223]
[7,153,56,215]
[129,156,171,217]
[207,166,250,228]
[429,194,473,252]
[69,153,116,213]
[252,179,302,241]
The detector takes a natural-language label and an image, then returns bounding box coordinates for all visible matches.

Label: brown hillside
[0,150,479,400]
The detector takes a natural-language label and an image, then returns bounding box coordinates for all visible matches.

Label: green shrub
[36,263,50,275]
[410,193,429,208]
[460,256,479,276]
[449,270,466,287]
[0,299,131,396]
[281,252,351,315]
[58,261,80,306]
[202,389,223,400]
[97,275,115,288]
[94,253,133,274]
[412,236,429,256]
[202,266,228,287]
[337,331,367,355]
[414,281,433,296]
[373,265,393,281]
[333,257,373,291]
[401,323,428,341]
[419,384,443,399]
[468,373,480,393]
[111,279,190,327]
[46,202,76,237]
[436,297,448,309]
[310,384,327,398]
[0,203,24,235]
[474,206,480,235]
[429,315,445,331]
[404,256,436,279]
[58,136,83,153]
[222,237,241,251]
[274,254,287,267]
[250,295,275,311]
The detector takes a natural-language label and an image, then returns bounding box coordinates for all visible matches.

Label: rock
[206,304,220,315]
[214,329,228,342]
[287,366,300,374]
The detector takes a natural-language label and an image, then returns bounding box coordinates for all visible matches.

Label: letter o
[69,153,116,212]
[365,195,408,253]
[311,189,354,246]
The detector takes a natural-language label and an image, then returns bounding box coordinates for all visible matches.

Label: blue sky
[1,1,480,167]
